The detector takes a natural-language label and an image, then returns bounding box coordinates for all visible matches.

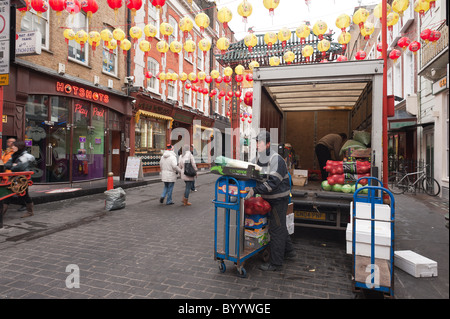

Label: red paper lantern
[205,75,212,84]
[235,90,241,97]
[227,91,233,98]
[151,0,165,9]
[429,30,441,43]
[244,93,252,107]
[355,50,366,60]
[389,49,401,63]
[31,0,49,15]
[185,83,191,89]
[202,88,208,95]
[145,71,153,79]
[245,73,253,82]
[127,0,142,17]
[210,89,217,96]
[18,0,31,15]
[408,41,421,55]
[397,37,410,51]
[336,55,348,62]
[65,0,81,14]
[223,76,232,84]
[248,120,252,124]
[376,42,383,53]
[235,74,243,83]
[420,28,431,43]
[241,118,245,122]
[215,76,223,85]
[81,0,98,19]
[49,0,65,13]
[107,0,122,14]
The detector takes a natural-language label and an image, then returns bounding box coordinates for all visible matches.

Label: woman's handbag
[184,160,197,177]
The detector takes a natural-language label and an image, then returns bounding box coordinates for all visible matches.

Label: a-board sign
[124,156,143,180]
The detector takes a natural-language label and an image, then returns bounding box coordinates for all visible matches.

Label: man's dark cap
[254,131,271,143]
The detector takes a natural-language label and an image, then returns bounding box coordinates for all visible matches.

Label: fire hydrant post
[107,172,114,190]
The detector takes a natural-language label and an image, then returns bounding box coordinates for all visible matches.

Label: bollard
[107,172,114,190]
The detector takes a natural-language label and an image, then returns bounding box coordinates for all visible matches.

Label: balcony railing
[420,23,448,69]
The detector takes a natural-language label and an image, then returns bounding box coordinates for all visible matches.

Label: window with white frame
[168,15,178,44]
[387,69,393,95]
[215,96,219,114]
[167,68,177,100]
[147,57,159,93]
[184,81,191,106]
[184,35,193,63]
[21,8,49,50]
[197,90,203,111]
[394,57,402,98]
[148,3,160,38]
[67,13,89,65]
[197,47,203,70]
[404,50,415,96]
[102,26,117,75]
[222,98,226,116]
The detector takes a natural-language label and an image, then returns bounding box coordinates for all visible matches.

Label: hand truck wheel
[237,266,247,278]
[218,261,226,273]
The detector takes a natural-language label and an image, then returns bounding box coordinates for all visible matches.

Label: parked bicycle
[388,164,440,196]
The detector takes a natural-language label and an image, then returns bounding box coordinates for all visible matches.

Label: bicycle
[388,164,440,196]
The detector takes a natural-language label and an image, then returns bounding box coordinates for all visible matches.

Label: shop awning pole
[382,0,388,189]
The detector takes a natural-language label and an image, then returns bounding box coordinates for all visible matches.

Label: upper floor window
[184,81,191,107]
[147,57,160,93]
[148,3,160,39]
[167,68,177,100]
[102,26,117,76]
[67,13,89,65]
[21,8,49,50]
[168,15,178,44]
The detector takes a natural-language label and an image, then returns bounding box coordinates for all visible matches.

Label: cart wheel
[237,267,247,278]
[261,247,270,263]
[218,262,226,273]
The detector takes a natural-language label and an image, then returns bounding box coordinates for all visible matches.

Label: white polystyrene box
[350,201,392,222]
[346,222,391,246]
[346,241,391,260]
[394,250,438,278]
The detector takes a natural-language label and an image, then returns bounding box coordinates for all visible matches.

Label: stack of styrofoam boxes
[394,250,438,278]
[346,201,392,260]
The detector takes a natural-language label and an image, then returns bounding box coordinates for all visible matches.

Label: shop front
[2,64,131,184]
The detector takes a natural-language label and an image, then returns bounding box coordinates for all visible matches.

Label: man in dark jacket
[246,131,295,271]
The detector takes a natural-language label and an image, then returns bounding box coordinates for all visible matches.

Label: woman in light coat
[159,145,181,205]
[178,144,197,206]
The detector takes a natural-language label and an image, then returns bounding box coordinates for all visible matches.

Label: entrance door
[25,96,71,183]
[425,129,434,178]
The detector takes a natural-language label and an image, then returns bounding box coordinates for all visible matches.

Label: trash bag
[353,130,371,146]
[104,187,126,211]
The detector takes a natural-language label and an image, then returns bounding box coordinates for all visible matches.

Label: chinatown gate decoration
[0,172,34,201]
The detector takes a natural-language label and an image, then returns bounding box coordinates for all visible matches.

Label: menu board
[124,156,144,180]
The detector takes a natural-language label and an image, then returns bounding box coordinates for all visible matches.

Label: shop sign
[56,81,110,104]
[16,31,42,56]
[75,103,89,117]
[432,76,447,95]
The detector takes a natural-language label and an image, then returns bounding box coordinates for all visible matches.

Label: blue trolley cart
[351,177,395,298]
[213,175,269,278]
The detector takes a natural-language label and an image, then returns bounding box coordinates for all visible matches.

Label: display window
[135,117,167,166]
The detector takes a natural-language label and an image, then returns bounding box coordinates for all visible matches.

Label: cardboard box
[244,214,267,229]
[244,227,269,249]
[292,175,307,186]
[349,148,372,158]
[394,250,438,278]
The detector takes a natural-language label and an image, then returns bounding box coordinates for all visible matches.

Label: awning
[135,110,174,128]
[389,121,434,132]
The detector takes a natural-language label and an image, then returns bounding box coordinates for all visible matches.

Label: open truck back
[251,60,384,230]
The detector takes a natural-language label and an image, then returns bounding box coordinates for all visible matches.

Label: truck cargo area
[251,60,385,230]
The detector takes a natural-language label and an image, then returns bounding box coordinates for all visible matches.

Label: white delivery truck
[249,59,386,230]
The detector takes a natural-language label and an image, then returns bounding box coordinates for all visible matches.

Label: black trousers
[267,198,294,266]
[315,144,331,181]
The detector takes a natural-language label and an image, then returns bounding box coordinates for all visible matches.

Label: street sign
[16,31,42,56]
[0,0,10,42]
[0,0,10,81]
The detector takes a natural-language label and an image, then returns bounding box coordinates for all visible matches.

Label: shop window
[102,26,117,76]
[135,117,167,166]
[147,58,159,93]
[67,12,89,65]
[20,8,49,51]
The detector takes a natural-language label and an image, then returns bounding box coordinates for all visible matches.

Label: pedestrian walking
[159,144,181,205]
[245,131,295,271]
[2,141,36,218]
[315,133,347,181]
[190,144,198,192]
[179,144,197,206]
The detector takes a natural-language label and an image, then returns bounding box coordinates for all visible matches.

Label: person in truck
[245,131,296,271]
[315,133,347,181]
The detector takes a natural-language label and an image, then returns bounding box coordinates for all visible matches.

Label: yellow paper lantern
[235,65,245,75]
[392,0,409,17]
[244,33,257,52]
[120,39,132,54]
[283,51,295,64]
[387,12,400,31]
[249,60,260,70]
[139,40,151,54]
[301,45,314,62]
[210,70,220,79]
[269,56,280,66]
[312,20,328,40]
[184,39,196,58]
[317,39,330,58]
[335,14,351,33]
[295,24,310,44]
[179,72,188,82]
[75,30,88,49]
[264,32,277,49]
[179,17,194,39]
[188,72,197,82]
[414,0,429,18]
[223,66,233,77]
[217,7,232,29]
[158,72,166,81]
[338,32,351,51]
[144,24,158,40]
[263,0,280,16]
[374,2,392,21]
[129,26,142,43]
[156,40,169,57]
[171,73,179,82]
[160,22,173,41]
[100,29,113,47]
[113,28,125,47]
[107,39,117,53]
[237,0,252,23]
[198,71,206,81]
[169,40,182,54]
[277,27,291,48]
[361,22,374,40]
[198,38,211,56]
[64,28,75,45]
[216,37,230,54]
[195,12,210,34]
[352,8,370,29]
[88,31,101,51]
